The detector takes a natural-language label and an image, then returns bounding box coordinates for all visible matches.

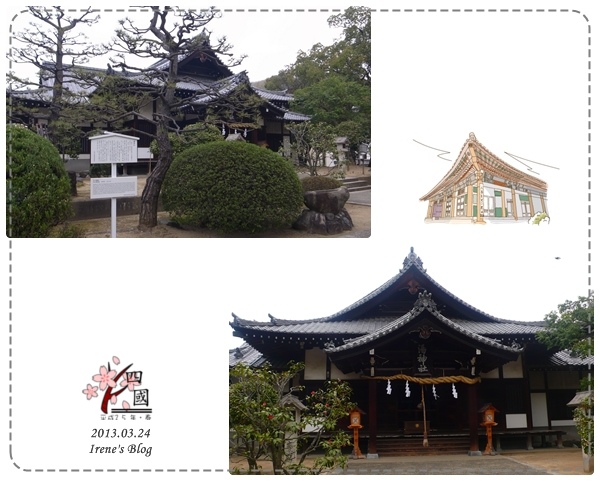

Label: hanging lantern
[452,383,458,399]
[386,380,392,395]
[405,380,411,397]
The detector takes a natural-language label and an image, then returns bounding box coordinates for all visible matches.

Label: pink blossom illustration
[83,384,98,400]
[86,357,135,413]
[100,362,133,414]
[122,400,130,410]
[92,366,117,391]
[120,376,141,391]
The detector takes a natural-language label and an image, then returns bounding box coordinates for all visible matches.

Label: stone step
[376,436,470,456]
[341,176,371,192]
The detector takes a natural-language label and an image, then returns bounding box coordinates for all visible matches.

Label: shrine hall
[230,248,590,456]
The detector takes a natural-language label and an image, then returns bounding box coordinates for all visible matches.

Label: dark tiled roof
[147,34,234,78]
[188,72,248,103]
[231,314,395,335]
[229,342,267,368]
[550,350,594,367]
[233,314,543,339]
[253,87,294,102]
[263,248,523,327]
[456,319,545,336]
[283,111,311,121]
[325,291,523,356]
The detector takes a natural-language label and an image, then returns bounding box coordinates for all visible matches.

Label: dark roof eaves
[325,301,523,355]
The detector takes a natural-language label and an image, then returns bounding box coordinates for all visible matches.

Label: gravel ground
[66,167,371,238]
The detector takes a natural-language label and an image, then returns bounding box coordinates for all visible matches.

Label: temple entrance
[377,379,468,434]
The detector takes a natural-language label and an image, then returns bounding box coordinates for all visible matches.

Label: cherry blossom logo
[83,356,151,414]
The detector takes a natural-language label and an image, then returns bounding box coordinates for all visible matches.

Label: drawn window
[483,195,495,217]
[456,188,466,216]
[519,194,531,217]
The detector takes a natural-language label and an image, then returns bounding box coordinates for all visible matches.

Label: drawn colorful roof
[420,133,547,201]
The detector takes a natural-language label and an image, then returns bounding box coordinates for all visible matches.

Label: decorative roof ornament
[402,247,424,271]
[469,132,477,141]
[412,291,439,313]
[415,325,439,339]
[407,279,420,295]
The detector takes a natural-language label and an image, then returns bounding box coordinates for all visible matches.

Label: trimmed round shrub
[6,124,72,237]
[300,175,343,192]
[162,141,304,233]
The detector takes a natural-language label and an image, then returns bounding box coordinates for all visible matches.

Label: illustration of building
[230,248,590,456]
[420,133,548,224]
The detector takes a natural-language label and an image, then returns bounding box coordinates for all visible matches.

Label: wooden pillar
[528,194,535,219]
[367,379,378,458]
[468,382,482,455]
[451,187,457,218]
[539,194,546,214]
[466,186,473,219]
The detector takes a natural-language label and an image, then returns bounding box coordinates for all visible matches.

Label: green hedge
[162,141,304,233]
[6,124,72,237]
[300,176,343,192]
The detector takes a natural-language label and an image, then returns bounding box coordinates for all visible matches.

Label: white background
[3,1,597,479]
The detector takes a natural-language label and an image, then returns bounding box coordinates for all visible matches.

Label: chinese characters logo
[82,356,152,414]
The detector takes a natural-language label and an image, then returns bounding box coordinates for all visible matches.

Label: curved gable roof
[420,132,547,201]
[229,248,545,365]
[266,247,521,325]
[325,291,522,359]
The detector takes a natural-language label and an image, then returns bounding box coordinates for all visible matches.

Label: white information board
[90,177,138,199]
[90,132,139,164]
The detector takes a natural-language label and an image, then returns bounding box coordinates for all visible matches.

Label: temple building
[420,133,548,224]
[9,38,309,173]
[230,248,590,456]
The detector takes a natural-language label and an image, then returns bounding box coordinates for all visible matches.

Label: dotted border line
[7,7,592,474]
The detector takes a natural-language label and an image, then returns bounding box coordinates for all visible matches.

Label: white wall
[304,348,326,380]
[531,392,549,427]
[502,356,523,378]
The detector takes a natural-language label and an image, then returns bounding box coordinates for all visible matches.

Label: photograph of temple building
[420,133,548,224]
[230,248,590,457]
[10,40,309,175]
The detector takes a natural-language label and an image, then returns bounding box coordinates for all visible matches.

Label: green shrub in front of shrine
[300,175,343,192]
[162,141,304,233]
[6,124,73,237]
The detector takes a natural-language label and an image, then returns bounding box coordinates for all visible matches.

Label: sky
[2,0,598,477]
